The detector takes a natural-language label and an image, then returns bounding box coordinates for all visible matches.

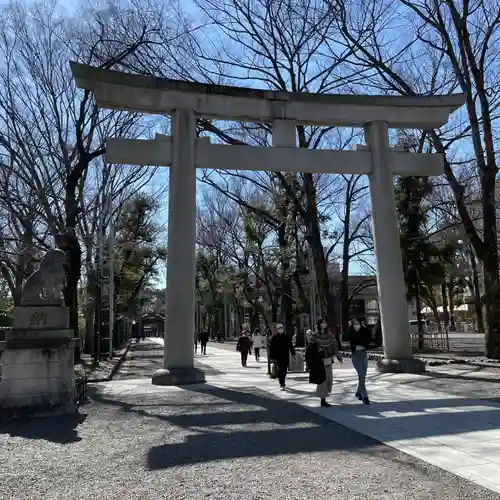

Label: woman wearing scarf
[309,317,342,407]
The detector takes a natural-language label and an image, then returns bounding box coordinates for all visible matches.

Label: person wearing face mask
[269,323,295,390]
[310,317,342,407]
[348,317,373,405]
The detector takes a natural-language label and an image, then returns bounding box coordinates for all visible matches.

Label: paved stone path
[213,339,500,400]
[166,339,500,494]
[1,339,499,500]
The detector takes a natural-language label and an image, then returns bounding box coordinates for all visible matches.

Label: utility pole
[83,235,94,354]
[97,195,115,358]
[108,194,115,358]
[164,258,167,339]
[94,213,104,363]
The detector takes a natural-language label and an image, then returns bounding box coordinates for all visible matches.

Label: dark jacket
[349,325,373,353]
[237,335,252,353]
[199,331,209,344]
[305,341,327,385]
[309,330,339,360]
[269,333,295,366]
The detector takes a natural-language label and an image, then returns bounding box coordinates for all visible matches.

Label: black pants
[200,342,207,354]
[254,347,260,360]
[194,342,198,353]
[277,362,288,387]
[241,350,249,366]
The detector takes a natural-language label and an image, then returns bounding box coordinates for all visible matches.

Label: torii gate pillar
[365,122,424,373]
[152,109,206,385]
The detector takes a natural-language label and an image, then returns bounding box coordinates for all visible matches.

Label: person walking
[305,339,329,407]
[237,331,252,367]
[200,330,209,355]
[252,328,264,362]
[310,317,342,405]
[269,323,295,390]
[241,323,252,354]
[305,328,313,345]
[266,328,274,376]
[348,318,373,405]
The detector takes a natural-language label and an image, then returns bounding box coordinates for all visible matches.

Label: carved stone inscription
[13,306,69,330]
[30,311,48,327]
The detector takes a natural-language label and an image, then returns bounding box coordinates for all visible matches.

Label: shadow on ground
[0,412,87,444]
[90,380,500,471]
[93,384,378,469]
[401,367,500,384]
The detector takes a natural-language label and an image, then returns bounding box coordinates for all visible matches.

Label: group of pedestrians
[236,316,375,408]
[236,323,268,366]
[305,316,373,407]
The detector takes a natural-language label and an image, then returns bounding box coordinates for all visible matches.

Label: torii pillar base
[152,368,206,386]
[376,358,426,374]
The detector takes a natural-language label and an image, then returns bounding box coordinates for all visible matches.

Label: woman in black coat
[237,332,252,367]
[305,340,331,408]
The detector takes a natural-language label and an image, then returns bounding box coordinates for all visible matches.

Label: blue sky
[68,0,465,285]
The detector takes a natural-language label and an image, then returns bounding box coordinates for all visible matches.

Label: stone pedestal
[376,357,426,374]
[152,367,206,386]
[0,305,76,419]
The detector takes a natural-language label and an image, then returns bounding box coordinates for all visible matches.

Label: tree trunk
[57,227,82,362]
[469,248,484,333]
[447,278,456,331]
[85,298,95,354]
[278,209,294,341]
[415,279,424,351]
[432,307,441,329]
[441,282,450,330]
[293,270,310,314]
[480,170,500,356]
[340,190,351,334]
[303,173,336,325]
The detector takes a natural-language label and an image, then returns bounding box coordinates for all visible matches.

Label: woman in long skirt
[309,317,343,406]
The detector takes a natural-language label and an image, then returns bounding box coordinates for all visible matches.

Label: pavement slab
[1,339,500,500]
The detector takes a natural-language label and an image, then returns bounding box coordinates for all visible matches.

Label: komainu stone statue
[20,249,66,306]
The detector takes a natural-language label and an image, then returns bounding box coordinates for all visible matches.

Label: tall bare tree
[0,0,166,350]
[335,0,500,355]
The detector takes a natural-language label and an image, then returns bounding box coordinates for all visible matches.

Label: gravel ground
[1,341,500,500]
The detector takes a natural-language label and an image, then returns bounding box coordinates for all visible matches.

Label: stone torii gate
[70,62,465,384]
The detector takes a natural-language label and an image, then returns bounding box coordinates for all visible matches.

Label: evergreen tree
[396,176,454,345]
[114,194,167,320]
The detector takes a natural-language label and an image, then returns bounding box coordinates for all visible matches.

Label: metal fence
[288,348,306,373]
[410,330,450,353]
